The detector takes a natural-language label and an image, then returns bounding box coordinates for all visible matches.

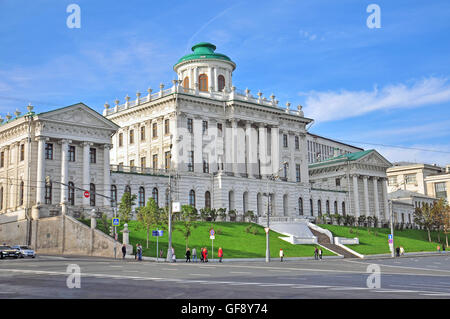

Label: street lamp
[167,135,174,262]
[265,162,288,263]
[389,200,395,258]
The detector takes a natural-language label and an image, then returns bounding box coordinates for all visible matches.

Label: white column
[103,145,111,207]
[170,115,179,171]
[213,67,218,92]
[382,178,389,221]
[36,137,47,206]
[299,133,309,184]
[60,139,69,214]
[231,119,238,175]
[193,118,202,172]
[83,142,91,207]
[271,126,279,175]
[245,122,255,178]
[363,176,370,216]
[258,124,268,177]
[352,175,360,218]
[289,133,296,182]
[373,177,380,220]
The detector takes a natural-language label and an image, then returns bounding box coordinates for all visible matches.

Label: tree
[244,210,255,222]
[209,208,218,222]
[367,216,373,228]
[414,203,434,242]
[432,198,449,245]
[118,191,137,223]
[217,208,227,221]
[199,208,210,222]
[228,209,237,222]
[358,215,367,227]
[333,213,341,226]
[178,205,199,249]
[136,198,167,248]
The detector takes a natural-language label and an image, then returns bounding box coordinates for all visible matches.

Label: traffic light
[45,176,51,186]
[109,226,113,237]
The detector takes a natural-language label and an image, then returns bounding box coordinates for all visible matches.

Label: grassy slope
[81,219,335,258]
[319,224,444,255]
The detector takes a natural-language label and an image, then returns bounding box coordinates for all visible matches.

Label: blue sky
[1,0,450,165]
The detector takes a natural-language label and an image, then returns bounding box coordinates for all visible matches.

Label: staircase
[308,227,359,258]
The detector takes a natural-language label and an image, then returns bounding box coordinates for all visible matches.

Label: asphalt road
[0,254,449,299]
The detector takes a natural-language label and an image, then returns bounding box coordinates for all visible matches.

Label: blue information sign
[152,230,164,237]
[388,234,393,240]
[112,218,120,226]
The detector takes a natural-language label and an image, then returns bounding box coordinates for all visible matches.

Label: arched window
[199,74,208,92]
[342,202,346,216]
[326,200,330,214]
[111,185,117,207]
[205,191,211,209]
[189,189,195,207]
[138,187,145,207]
[228,190,235,211]
[334,201,338,214]
[19,181,24,206]
[310,199,313,216]
[68,182,75,206]
[90,183,96,206]
[318,200,322,216]
[183,76,189,92]
[45,182,52,204]
[298,197,303,215]
[218,75,225,92]
[152,188,159,206]
[0,187,3,210]
[125,185,131,194]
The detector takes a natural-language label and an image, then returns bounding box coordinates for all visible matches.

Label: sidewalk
[124,255,344,262]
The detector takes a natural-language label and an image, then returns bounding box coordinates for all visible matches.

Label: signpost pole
[156,229,159,262]
[389,200,395,258]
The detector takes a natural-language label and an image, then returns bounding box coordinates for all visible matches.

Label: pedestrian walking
[204,247,208,262]
[171,246,176,262]
[159,249,164,259]
[279,248,284,262]
[400,246,405,256]
[200,248,204,263]
[396,246,400,257]
[121,244,127,259]
[186,248,191,262]
[437,245,441,253]
[218,247,223,263]
[135,243,139,260]
[192,248,197,263]
[319,248,323,260]
[314,247,318,260]
[138,244,143,261]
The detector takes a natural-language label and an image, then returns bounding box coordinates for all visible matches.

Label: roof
[388,189,436,200]
[174,42,234,67]
[307,133,363,151]
[309,149,375,168]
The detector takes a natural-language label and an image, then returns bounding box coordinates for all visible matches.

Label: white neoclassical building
[103,42,393,225]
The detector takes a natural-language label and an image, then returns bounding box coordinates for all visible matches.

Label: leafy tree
[118,191,137,223]
[333,213,341,225]
[373,216,378,228]
[209,208,218,222]
[217,208,227,221]
[358,215,367,227]
[414,203,434,242]
[199,208,210,221]
[244,210,255,222]
[136,198,167,248]
[367,216,373,228]
[432,198,449,245]
[228,209,237,222]
[178,205,199,249]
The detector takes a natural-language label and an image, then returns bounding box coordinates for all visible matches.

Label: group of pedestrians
[183,247,223,262]
[314,247,323,260]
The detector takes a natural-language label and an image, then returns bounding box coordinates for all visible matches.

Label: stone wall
[0,219,28,245]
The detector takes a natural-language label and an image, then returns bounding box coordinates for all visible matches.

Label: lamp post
[389,200,395,258]
[265,162,287,263]
[167,135,174,262]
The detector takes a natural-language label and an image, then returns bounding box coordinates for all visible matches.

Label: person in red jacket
[218,247,223,263]
[204,247,208,262]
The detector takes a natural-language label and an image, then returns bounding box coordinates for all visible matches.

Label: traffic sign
[84,191,90,198]
[388,239,393,244]
[210,229,215,236]
[152,230,164,237]
[112,218,120,226]
[210,235,215,240]
[388,234,393,240]
[172,202,181,213]
[264,227,270,234]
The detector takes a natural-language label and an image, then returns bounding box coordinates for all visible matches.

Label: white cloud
[374,144,450,167]
[302,77,450,122]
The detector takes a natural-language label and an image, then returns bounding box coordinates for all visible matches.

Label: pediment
[356,151,391,168]
[38,103,119,132]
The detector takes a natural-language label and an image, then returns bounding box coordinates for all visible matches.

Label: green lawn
[319,224,445,255]
[81,219,336,258]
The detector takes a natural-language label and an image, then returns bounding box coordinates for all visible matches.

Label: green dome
[175,42,234,67]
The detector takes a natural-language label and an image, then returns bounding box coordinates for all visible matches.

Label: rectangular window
[217,123,223,137]
[296,164,301,182]
[164,119,170,135]
[336,178,341,187]
[283,134,288,148]
[130,160,135,167]
[0,151,4,167]
[165,151,171,170]
[69,146,76,162]
[405,174,416,184]
[45,182,52,204]
[283,162,288,178]
[119,133,123,147]
[140,157,146,168]
[20,144,25,161]
[140,126,146,141]
[152,123,158,138]
[388,176,397,186]
[129,129,134,144]
[435,182,447,200]
[152,154,158,170]
[89,148,96,164]
[188,151,194,172]
[203,155,209,173]
[187,118,193,133]
[45,143,53,160]
[202,120,208,135]
[295,136,299,150]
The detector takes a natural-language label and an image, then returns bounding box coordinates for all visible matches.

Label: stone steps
[308,227,359,258]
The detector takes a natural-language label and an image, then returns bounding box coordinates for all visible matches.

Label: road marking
[328,287,372,291]
[421,293,450,296]
[161,268,178,271]
[372,290,418,293]
[268,270,291,273]
[258,283,295,287]
[230,271,251,274]
[291,285,333,289]
[344,259,450,274]
[109,266,123,268]
[189,273,211,276]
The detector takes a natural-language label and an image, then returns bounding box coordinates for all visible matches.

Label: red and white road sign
[84,191,90,198]
[264,227,270,233]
